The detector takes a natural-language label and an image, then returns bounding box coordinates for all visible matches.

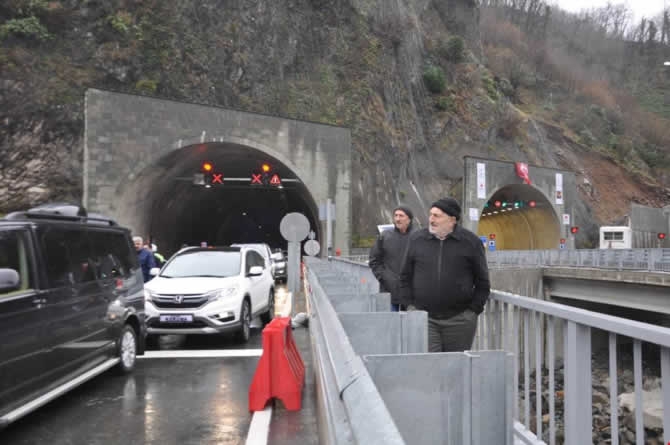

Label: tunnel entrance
[477,184,559,250]
[115,142,320,257]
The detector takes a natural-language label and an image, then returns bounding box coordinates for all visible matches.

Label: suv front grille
[152,294,208,309]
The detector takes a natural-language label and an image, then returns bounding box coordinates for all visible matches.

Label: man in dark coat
[133,236,156,282]
[398,198,490,352]
[369,206,416,311]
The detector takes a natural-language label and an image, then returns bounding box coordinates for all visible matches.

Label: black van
[0,203,146,427]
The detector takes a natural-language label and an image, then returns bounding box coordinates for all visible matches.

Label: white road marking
[139,349,263,359]
[245,405,273,445]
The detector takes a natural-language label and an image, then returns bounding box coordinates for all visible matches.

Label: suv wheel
[117,325,137,373]
[260,289,274,324]
[237,300,251,342]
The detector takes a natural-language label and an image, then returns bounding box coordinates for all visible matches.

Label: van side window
[0,230,33,297]
[88,230,136,279]
[39,227,96,286]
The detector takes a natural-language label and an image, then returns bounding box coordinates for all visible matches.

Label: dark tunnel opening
[119,142,320,258]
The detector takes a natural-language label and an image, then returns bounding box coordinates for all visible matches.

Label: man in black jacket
[369,206,416,311]
[398,198,490,352]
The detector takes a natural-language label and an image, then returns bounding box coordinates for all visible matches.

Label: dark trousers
[428,310,478,352]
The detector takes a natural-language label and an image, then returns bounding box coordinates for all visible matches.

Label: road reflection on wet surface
[2,285,318,445]
[3,329,263,445]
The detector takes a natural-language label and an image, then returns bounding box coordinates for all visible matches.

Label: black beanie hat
[393,205,414,220]
[431,198,461,220]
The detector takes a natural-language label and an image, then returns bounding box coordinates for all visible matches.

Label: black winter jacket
[398,225,490,318]
[368,225,415,304]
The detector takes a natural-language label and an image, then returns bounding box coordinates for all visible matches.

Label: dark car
[0,203,146,428]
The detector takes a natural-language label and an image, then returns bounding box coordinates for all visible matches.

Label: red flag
[515,162,531,185]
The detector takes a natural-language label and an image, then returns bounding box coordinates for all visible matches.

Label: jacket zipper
[437,239,443,291]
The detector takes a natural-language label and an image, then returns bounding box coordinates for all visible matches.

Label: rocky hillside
[2,0,670,246]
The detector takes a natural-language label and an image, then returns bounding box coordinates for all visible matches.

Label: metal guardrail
[487,248,670,272]
[329,257,670,444]
[341,248,670,272]
[477,291,670,445]
[304,260,405,445]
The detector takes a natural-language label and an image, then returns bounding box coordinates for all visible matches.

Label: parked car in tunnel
[270,250,287,283]
[0,203,146,428]
[143,246,275,343]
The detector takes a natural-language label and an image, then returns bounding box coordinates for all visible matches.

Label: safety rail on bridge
[324,257,670,445]
[340,248,670,272]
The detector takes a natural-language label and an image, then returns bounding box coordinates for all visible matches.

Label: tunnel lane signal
[570,226,579,234]
[658,233,666,240]
[211,173,223,184]
[202,162,213,172]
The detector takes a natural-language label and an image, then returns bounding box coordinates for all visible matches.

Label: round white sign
[280,212,310,242]
[304,239,321,256]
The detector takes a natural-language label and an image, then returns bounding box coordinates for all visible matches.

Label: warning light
[529,200,536,208]
[202,162,213,172]
[570,226,579,234]
[261,163,271,173]
[489,233,496,240]
[251,173,263,185]
[211,173,223,184]
[658,233,666,240]
[494,200,502,208]
[269,174,282,186]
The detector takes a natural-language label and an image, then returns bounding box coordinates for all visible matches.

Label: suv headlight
[205,285,240,301]
[144,289,156,302]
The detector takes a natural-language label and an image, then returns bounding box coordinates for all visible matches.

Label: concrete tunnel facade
[83,89,352,257]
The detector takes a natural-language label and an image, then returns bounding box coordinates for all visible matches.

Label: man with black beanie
[398,197,490,352]
[369,205,416,311]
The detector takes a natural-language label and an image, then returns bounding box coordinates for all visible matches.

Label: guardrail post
[564,321,592,443]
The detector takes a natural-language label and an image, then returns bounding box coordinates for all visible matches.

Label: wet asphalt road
[2,332,264,445]
[2,286,318,445]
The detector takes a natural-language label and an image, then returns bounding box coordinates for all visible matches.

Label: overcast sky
[553,0,665,21]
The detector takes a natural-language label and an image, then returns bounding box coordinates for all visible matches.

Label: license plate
[159,314,193,323]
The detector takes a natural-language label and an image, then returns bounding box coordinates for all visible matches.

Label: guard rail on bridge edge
[321,257,670,445]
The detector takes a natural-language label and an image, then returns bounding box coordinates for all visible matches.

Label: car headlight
[144,289,155,302]
[205,285,240,301]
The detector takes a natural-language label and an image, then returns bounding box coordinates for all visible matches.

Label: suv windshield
[161,250,241,278]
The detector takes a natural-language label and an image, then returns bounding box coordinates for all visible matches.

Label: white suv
[231,243,276,279]
[144,246,274,342]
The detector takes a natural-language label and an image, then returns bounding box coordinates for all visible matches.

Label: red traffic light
[202,162,213,172]
[570,226,579,234]
[528,200,536,208]
[658,233,666,240]
[494,200,502,208]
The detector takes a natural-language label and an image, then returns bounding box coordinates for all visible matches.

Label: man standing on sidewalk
[398,198,490,352]
[369,206,416,311]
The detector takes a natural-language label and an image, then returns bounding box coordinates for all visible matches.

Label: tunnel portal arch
[462,157,577,250]
[84,89,352,256]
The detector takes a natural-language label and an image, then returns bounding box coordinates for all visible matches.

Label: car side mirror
[0,268,21,292]
[247,265,263,276]
[149,267,160,276]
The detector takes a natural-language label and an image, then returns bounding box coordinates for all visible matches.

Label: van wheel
[237,300,251,343]
[260,289,274,324]
[117,325,137,374]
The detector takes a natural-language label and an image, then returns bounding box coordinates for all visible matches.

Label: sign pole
[326,198,333,255]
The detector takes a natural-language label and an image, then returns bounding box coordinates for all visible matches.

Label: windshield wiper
[160,275,173,278]
[189,274,225,278]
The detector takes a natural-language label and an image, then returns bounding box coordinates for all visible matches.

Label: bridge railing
[478,291,670,445]
[340,248,670,272]
[329,256,670,444]
[487,248,670,272]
